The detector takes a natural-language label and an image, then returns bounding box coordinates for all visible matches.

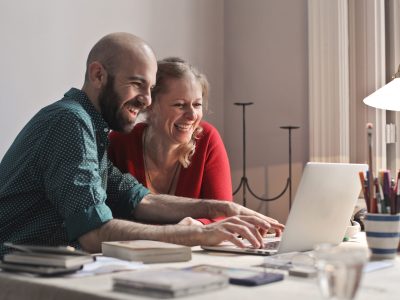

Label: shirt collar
[63,88,110,137]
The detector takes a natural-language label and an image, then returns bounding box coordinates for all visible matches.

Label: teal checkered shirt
[0,88,149,257]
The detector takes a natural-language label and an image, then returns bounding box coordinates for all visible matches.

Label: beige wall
[0,0,309,221]
[0,0,224,155]
[224,0,309,222]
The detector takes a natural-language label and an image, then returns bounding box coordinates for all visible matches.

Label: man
[0,32,284,257]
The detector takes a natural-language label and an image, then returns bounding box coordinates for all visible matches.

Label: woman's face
[149,74,203,145]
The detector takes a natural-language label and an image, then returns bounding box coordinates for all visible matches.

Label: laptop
[202,162,368,256]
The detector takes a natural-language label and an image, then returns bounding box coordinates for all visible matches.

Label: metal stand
[232,102,299,210]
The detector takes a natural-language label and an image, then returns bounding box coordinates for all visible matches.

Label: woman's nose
[184,107,196,120]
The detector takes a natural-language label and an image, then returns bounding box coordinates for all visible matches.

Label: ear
[87,61,107,89]
[147,103,154,112]
[144,103,156,122]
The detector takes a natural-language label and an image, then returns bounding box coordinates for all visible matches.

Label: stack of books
[113,268,229,298]
[0,243,95,276]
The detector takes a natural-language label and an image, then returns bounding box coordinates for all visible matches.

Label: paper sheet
[67,256,147,277]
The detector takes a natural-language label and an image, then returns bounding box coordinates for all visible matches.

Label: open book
[102,240,191,263]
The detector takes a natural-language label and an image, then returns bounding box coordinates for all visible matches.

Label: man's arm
[132,194,284,235]
[78,214,273,253]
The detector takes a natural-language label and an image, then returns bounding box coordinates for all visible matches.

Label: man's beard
[98,75,132,132]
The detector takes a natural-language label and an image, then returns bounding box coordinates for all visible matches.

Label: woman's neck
[143,125,181,194]
[144,125,179,168]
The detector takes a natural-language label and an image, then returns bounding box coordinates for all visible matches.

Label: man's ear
[87,61,107,89]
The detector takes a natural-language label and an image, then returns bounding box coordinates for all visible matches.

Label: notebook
[202,162,368,256]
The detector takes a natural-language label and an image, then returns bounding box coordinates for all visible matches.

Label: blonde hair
[150,57,209,168]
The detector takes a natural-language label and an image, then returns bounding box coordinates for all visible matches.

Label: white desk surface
[0,235,399,300]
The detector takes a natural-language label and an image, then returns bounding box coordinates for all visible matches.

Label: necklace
[143,129,180,194]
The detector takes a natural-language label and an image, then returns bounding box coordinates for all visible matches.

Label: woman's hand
[178,217,204,226]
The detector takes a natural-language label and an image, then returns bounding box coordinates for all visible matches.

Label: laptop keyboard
[263,240,280,250]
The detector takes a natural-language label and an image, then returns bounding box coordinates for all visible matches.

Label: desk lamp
[363,64,400,110]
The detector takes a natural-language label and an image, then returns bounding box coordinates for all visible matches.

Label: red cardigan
[108,121,233,224]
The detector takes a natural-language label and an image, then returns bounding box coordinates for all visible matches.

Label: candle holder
[232,102,299,210]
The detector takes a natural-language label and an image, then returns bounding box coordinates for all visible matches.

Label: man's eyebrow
[127,75,146,82]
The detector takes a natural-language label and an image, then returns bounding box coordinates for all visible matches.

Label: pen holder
[364,213,400,260]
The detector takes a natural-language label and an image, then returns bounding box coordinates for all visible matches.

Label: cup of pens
[359,169,400,259]
[360,124,400,259]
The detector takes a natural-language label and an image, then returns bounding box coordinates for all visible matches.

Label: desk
[0,236,399,300]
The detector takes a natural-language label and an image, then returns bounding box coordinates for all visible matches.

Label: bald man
[0,33,283,257]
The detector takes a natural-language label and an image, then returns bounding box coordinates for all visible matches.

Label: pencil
[359,171,369,210]
[366,123,376,213]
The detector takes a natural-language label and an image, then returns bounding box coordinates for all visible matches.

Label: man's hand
[78,213,283,253]
[198,215,279,249]
[236,204,285,237]
[208,201,285,237]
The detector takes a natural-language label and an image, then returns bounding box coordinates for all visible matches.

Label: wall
[0,0,309,222]
[224,0,309,222]
[0,0,224,157]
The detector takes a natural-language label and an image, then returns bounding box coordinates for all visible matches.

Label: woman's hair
[150,57,210,168]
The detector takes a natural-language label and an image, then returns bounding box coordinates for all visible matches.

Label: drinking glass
[314,244,368,300]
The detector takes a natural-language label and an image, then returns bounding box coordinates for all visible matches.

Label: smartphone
[185,264,284,286]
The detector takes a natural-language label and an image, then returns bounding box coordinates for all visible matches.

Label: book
[101,240,192,263]
[3,251,95,268]
[113,268,229,298]
[3,242,89,256]
[2,242,95,272]
[0,261,83,276]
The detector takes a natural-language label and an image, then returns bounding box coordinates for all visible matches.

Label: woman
[108,57,232,225]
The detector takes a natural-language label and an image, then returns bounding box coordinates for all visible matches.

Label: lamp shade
[363,78,400,111]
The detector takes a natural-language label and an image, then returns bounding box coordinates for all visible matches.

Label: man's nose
[143,87,153,106]
[137,93,151,109]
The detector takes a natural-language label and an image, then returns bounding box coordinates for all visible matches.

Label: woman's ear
[144,102,159,124]
[146,103,154,112]
[146,98,158,113]
[145,105,154,120]
[87,61,107,89]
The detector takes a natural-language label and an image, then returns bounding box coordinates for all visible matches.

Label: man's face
[98,53,157,133]
[98,74,138,133]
